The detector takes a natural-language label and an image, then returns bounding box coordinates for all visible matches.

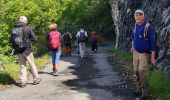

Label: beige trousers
[18,53,39,83]
[79,42,86,58]
[133,50,149,91]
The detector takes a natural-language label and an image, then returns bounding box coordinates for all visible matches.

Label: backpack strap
[134,23,137,34]
[144,23,150,38]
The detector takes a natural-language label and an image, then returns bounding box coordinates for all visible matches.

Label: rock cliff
[109,0,170,75]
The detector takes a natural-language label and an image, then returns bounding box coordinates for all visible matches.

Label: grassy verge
[0,54,51,85]
[109,48,170,100]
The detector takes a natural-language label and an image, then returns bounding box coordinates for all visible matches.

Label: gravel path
[0,43,136,100]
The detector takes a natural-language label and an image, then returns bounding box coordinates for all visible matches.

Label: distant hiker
[62,31,72,56]
[130,10,157,99]
[91,31,98,53]
[48,23,61,76]
[10,16,41,88]
[76,26,88,58]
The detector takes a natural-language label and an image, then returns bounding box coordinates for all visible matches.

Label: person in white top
[76,26,88,58]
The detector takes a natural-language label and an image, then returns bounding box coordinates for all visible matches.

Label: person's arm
[148,26,156,65]
[28,27,37,42]
[69,33,72,39]
[130,29,134,53]
[62,33,65,41]
[76,32,79,38]
[85,31,88,37]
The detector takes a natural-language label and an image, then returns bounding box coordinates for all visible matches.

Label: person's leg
[52,50,61,76]
[55,51,61,70]
[79,42,83,58]
[133,50,141,94]
[18,53,27,84]
[139,53,149,98]
[25,53,39,78]
[91,43,95,52]
[94,43,97,53]
[25,53,41,84]
[68,43,72,56]
[77,41,80,54]
[95,43,98,52]
[82,43,86,57]
[51,51,56,71]
[64,44,68,56]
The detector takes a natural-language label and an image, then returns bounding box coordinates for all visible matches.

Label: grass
[109,48,170,100]
[0,54,51,85]
[108,48,133,70]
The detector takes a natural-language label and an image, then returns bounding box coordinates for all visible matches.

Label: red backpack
[49,31,61,50]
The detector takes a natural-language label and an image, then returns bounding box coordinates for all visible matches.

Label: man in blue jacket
[131,10,156,99]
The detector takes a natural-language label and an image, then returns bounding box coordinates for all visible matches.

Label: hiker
[47,23,61,76]
[62,31,72,56]
[130,10,157,99]
[76,26,88,58]
[10,16,41,88]
[91,31,98,53]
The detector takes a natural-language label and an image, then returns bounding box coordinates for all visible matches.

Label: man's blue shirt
[131,21,156,53]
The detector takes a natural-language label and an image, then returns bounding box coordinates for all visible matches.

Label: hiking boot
[19,82,27,88]
[33,78,41,85]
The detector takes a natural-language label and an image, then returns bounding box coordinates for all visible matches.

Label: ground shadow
[61,47,136,100]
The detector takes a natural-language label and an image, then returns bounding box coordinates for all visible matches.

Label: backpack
[134,23,150,40]
[78,32,87,42]
[11,27,28,52]
[49,31,61,50]
[63,33,71,43]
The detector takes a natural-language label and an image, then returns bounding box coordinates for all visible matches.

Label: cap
[19,16,27,22]
[135,10,144,15]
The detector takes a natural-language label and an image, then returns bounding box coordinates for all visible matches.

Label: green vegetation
[0,0,114,84]
[0,54,50,84]
[109,48,170,100]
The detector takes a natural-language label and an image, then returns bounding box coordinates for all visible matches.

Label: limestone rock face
[109,0,170,75]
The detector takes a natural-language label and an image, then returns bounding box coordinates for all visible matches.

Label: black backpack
[78,32,87,42]
[11,27,28,53]
[63,33,71,43]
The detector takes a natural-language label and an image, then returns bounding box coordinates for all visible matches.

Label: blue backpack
[78,32,87,42]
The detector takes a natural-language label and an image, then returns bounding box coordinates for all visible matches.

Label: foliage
[0,0,114,83]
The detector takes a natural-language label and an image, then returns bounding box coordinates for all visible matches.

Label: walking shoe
[51,70,58,76]
[69,53,72,56]
[33,78,41,85]
[140,95,149,100]
[133,90,142,96]
[19,82,27,88]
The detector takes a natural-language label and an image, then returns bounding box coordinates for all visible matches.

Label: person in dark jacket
[91,31,98,53]
[11,16,41,88]
[130,10,156,99]
[62,31,72,56]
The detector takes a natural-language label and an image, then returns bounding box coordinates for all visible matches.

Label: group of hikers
[10,9,157,100]
[10,16,98,87]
